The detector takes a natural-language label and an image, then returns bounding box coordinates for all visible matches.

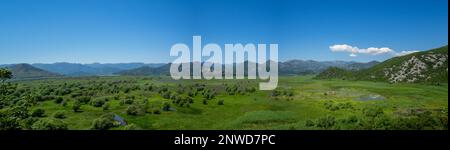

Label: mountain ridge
[316,45,448,83]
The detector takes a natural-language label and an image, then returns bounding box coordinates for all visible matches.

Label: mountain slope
[279,60,378,75]
[314,67,355,80]
[316,45,448,83]
[115,60,378,76]
[358,45,448,83]
[32,62,165,76]
[5,64,61,79]
[115,64,171,76]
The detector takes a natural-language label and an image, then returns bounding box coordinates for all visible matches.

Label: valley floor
[3,75,448,130]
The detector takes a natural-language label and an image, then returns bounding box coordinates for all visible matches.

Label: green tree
[0,68,12,83]
[53,111,66,119]
[72,100,81,112]
[91,113,115,130]
[126,105,141,116]
[31,108,45,117]
[31,118,68,130]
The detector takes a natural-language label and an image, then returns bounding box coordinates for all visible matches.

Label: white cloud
[330,44,418,57]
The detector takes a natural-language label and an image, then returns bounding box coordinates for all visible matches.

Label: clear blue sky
[0,0,448,64]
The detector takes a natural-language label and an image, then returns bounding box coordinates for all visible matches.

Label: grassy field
[3,75,448,130]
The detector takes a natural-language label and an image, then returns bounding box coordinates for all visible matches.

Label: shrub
[61,100,67,107]
[162,102,171,111]
[363,107,384,118]
[102,103,110,111]
[316,115,336,129]
[54,97,64,104]
[76,96,91,104]
[19,117,38,130]
[91,113,115,130]
[31,108,45,117]
[126,105,142,116]
[305,120,315,127]
[72,100,81,112]
[53,111,66,119]
[152,108,161,114]
[218,99,224,105]
[121,99,134,105]
[91,99,105,107]
[31,118,68,130]
[124,124,141,130]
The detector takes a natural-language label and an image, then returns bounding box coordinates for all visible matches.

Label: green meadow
[3,75,446,130]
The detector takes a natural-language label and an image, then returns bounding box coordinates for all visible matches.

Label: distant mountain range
[2,45,447,84]
[0,60,378,79]
[316,45,448,83]
[3,64,61,79]
[278,60,379,75]
[115,60,379,76]
[30,62,164,76]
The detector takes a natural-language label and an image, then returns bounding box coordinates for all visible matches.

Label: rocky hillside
[317,45,448,84]
[359,45,448,83]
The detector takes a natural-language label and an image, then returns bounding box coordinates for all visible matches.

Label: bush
[31,108,45,117]
[162,102,171,111]
[152,108,161,114]
[91,114,115,130]
[126,105,142,116]
[316,115,336,129]
[218,99,224,105]
[61,99,67,107]
[305,120,315,127]
[54,97,64,104]
[31,118,68,130]
[363,107,384,118]
[124,124,141,130]
[91,99,105,107]
[102,103,110,111]
[72,100,81,112]
[76,96,91,104]
[120,99,134,105]
[53,111,66,119]
[19,117,38,130]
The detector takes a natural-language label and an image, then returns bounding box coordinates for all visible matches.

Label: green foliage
[91,113,116,130]
[53,111,66,119]
[54,97,64,104]
[102,103,110,111]
[123,123,141,130]
[315,67,355,80]
[126,105,144,116]
[315,115,336,129]
[0,75,447,130]
[324,101,353,111]
[151,108,161,114]
[31,108,45,117]
[76,96,91,104]
[0,68,12,82]
[162,102,171,111]
[72,100,81,112]
[363,107,384,118]
[31,118,68,130]
[218,99,224,105]
[91,98,105,107]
